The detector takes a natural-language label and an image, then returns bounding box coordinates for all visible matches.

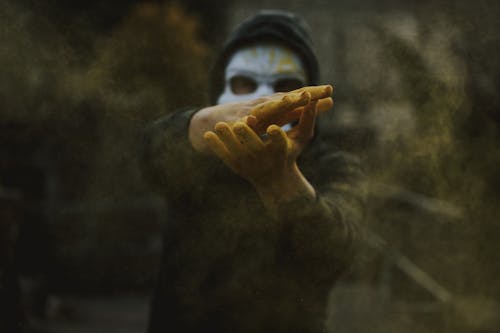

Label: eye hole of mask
[273,78,304,93]
[230,75,257,95]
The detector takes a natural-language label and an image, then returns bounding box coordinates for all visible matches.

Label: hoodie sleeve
[141,108,209,199]
[276,149,366,285]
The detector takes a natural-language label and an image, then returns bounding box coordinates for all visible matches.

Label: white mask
[217,44,307,105]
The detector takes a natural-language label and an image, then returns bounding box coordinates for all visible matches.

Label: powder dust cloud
[1,0,499,332]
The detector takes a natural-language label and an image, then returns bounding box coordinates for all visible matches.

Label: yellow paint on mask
[275,53,300,73]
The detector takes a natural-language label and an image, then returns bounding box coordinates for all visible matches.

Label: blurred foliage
[78,2,209,198]
[57,2,210,289]
[1,1,210,290]
[311,3,500,331]
[1,0,499,330]
[364,9,500,300]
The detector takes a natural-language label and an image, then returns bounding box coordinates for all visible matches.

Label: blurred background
[0,0,499,332]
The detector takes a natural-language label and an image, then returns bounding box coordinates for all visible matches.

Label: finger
[204,131,235,168]
[214,122,243,154]
[266,124,288,158]
[295,97,333,115]
[243,115,258,129]
[295,100,317,142]
[278,97,333,126]
[291,85,333,101]
[316,97,334,114]
[233,122,264,154]
[250,91,310,120]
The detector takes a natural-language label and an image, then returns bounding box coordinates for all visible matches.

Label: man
[143,10,364,333]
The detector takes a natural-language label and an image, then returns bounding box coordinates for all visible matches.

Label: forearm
[270,153,365,283]
[142,108,208,195]
[275,191,360,284]
[252,162,358,279]
[253,163,316,220]
[189,106,217,153]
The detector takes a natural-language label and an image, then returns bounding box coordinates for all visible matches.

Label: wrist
[254,163,316,217]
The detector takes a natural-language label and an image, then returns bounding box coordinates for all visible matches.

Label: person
[143,10,365,333]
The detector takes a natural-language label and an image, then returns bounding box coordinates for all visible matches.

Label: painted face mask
[217,44,307,105]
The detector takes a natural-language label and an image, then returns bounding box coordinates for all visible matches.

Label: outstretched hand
[189,85,333,153]
[204,100,323,218]
[198,84,333,215]
[204,99,318,185]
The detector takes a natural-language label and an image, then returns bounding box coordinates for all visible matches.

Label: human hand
[203,99,319,188]
[189,85,332,152]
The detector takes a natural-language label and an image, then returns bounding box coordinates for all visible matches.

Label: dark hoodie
[145,10,364,333]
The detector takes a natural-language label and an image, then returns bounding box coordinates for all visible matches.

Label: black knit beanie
[209,10,320,104]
